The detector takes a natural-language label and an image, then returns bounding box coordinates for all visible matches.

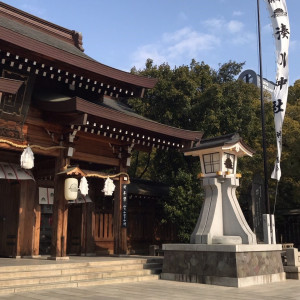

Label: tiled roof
[0,77,23,94]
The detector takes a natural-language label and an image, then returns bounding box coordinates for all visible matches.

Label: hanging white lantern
[20,146,34,169]
[79,176,89,196]
[64,177,78,200]
[102,177,115,196]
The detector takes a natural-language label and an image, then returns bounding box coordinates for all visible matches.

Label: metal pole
[257,0,272,242]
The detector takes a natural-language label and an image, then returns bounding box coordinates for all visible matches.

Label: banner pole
[256,0,272,242]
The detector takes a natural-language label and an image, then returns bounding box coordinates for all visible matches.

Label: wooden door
[88,178,114,254]
[94,210,114,254]
[0,181,20,257]
[67,204,82,255]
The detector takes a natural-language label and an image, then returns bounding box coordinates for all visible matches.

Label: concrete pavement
[0,278,300,299]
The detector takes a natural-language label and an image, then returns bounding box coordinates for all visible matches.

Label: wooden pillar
[16,180,37,257]
[51,150,69,259]
[32,196,41,256]
[113,161,128,254]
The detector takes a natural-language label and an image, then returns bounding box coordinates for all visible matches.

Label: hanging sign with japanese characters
[265,0,290,181]
[121,184,128,228]
[39,187,54,205]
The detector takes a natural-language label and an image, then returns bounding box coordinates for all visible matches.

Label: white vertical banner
[265,0,290,181]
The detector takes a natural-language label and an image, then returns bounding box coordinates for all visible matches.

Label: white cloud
[20,4,45,17]
[203,18,253,46]
[178,12,188,22]
[203,18,225,32]
[130,18,253,70]
[227,20,244,33]
[203,18,244,34]
[262,23,273,34]
[167,29,220,58]
[289,39,300,51]
[163,27,193,43]
[131,27,220,70]
[233,11,243,17]
[231,32,256,45]
[131,44,167,70]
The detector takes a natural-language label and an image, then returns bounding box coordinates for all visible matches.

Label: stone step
[61,262,162,275]
[0,268,161,288]
[70,268,160,281]
[0,274,160,295]
[0,262,162,279]
[77,274,160,287]
[0,258,163,294]
[0,258,162,273]
[0,274,72,288]
[0,268,62,280]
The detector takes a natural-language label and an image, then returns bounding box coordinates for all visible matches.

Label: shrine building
[0,2,203,258]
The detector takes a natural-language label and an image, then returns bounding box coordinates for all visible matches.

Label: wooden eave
[0,20,157,90]
[38,97,203,150]
[0,77,23,94]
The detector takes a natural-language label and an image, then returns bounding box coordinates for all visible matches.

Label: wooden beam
[73,151,119,166]
[75,130,124,145]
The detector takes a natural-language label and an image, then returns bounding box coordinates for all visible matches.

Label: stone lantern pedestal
[161,243,284,287]
[161,134,285,287]
[190,177,257,245]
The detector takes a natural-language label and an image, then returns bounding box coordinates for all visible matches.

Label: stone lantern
[161,133,285,287]
[184,133,257,245]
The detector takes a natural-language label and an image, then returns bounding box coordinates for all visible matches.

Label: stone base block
[212,236,242,245]
[161,272,285,288]
[161,244,285,287]
[284,266,300,279]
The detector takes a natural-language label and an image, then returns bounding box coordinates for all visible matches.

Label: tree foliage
[275,80,300,210]
[128,59,300,242]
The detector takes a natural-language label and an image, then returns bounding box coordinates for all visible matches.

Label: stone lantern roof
[185,133,255,158]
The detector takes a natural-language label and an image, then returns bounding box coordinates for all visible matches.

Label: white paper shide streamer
[102,177,115,196]
[265,0,290,181]
[79,176,89,196]
[20,146,34,169]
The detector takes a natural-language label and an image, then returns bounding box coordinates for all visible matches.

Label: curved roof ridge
[0,6,157,89]
[0,1,80,48]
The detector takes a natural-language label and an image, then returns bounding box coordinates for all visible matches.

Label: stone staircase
[0,257,163,295]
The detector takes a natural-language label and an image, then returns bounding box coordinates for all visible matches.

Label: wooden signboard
[121,184,128,228]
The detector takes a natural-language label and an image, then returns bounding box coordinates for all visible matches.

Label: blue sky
[3,0,300,85]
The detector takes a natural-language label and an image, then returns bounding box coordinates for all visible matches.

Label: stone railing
[284,248,300,279]
[286,248,300,266]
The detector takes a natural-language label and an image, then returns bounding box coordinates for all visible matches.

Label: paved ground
[0,279,300,300]
[1,256,299,299]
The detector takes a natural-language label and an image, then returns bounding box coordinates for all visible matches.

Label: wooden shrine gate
[66,177,115,255]
[94,211,114,255]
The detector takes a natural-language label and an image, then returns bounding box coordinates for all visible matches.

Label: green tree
[162,169,203,242]
[128,59,300,242]
[274,81,300,210]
